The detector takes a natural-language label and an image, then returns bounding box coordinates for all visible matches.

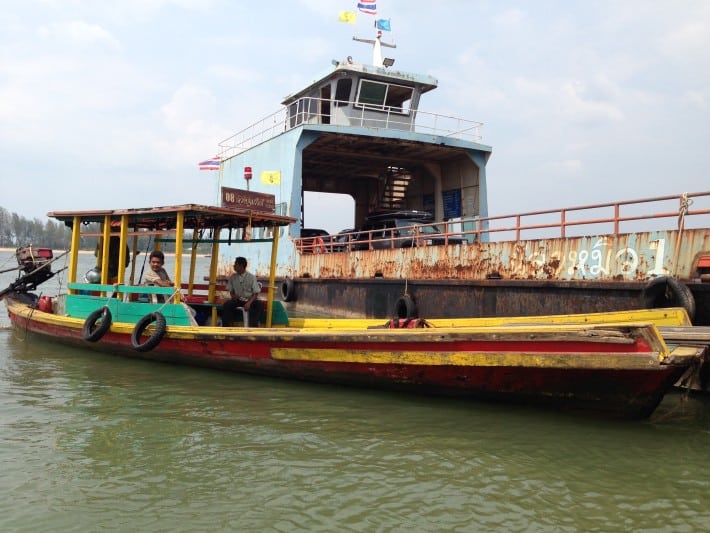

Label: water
[1,250,709,531]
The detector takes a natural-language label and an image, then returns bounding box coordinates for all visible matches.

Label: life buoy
[394,294,418,319]
[312,237,326,254]
[82,306,112,342]
[131,312,167,352]
[281,278,296,302]
[641,276,696,320]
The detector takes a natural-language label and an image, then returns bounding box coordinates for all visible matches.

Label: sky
[1,1,708,234]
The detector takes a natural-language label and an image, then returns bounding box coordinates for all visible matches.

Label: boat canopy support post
[266,226,280,328]
[187,230,199,298]
[208,228,221,326]
[129,234,139,285]
[68,215,81,292]
[99,216,111,292]
[174,211,184,303]
[118,215,128,285]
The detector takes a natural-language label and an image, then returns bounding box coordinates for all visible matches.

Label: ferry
[207,30,710,325]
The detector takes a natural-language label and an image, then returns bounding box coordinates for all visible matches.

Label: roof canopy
[48,204,296,231]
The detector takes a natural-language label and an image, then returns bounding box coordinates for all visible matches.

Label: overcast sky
[1,1,708,233]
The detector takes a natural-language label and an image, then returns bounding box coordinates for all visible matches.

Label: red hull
[7,304,697,419]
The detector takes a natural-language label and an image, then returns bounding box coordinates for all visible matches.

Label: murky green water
[1,251,709,531]
[1,331,708,531]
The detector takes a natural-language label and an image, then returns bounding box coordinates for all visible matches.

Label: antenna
[353,31,396,67]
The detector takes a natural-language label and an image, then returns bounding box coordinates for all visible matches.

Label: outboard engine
[13,246,54,290]
[0,246,57,299]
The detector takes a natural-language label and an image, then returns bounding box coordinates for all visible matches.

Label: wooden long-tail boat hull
[5,294,702,419]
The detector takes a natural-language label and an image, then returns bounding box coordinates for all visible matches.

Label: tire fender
[131,312,167,352]
[82,306,112,342]
[281,278,296,302]
[394,294,418,319]
[641,276,696,320]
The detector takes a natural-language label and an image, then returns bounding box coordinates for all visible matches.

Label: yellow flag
[338,11,356,24]
[261,170,281,185]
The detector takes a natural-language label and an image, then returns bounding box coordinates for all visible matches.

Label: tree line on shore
[0,206,69,250]
[0,206,208,253]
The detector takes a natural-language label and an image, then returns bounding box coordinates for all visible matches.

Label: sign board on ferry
[221,187,276,213]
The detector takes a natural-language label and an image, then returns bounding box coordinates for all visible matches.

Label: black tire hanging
[82,306,112,342]
[641,276,696,320]
[281,278,296,302]
[394,294,418,319]
[131,312,167,352]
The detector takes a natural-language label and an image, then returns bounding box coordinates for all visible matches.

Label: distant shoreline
[0,247,181,257]
[0,247,92,254]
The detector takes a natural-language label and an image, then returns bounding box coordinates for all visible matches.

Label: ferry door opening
[320,86,331,124]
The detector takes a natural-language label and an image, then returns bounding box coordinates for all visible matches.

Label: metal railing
[217,97,483,159]
[294,191,710,252]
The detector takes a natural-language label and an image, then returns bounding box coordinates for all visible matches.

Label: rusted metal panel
[296,228,709,282]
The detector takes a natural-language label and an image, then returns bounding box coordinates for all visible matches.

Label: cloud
[662,21,710,57]
[37,20,121,50]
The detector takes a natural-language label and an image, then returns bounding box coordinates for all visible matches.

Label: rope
[13,301,34,342]
[54,250,69,296]
[154,288,181,313]
[670,193,693,278]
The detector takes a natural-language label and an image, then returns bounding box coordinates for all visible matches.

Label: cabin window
[288,101,300,128]
[357,80,387,107]
[334,79,352,106]
[356,80,413,114]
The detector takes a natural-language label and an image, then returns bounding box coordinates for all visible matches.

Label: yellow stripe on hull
[270,347,664,369]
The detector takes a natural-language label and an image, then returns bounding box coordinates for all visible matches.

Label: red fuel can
[38,296,53,313]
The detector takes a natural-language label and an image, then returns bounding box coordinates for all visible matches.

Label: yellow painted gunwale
[287,307,691,330]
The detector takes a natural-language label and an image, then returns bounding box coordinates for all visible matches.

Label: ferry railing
[471,191,710,242]
[294,191,710,252]
[217,97,483,159]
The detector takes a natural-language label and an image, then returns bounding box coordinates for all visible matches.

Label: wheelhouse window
[356,80,413,114]
[334,79,353,106]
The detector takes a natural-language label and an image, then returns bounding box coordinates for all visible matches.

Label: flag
[357,0,376,15]
[375,18,391,31]
[198,157,221,171]
[338,11,356,24]
[261,170,281,185]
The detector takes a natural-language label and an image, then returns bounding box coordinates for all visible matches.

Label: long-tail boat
[1,204,705,419]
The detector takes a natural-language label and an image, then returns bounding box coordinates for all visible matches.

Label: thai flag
[198,157,221,171]
[358,0,376,15]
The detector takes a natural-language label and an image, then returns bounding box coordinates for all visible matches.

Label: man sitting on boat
[144,250,172,287]
[222,257,263,327]
[142,250,173,303]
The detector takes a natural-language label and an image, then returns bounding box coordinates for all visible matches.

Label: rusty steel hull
[284,227,710,325]
[282,277,710,325]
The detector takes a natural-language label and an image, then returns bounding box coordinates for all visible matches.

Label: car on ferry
[352,211,467,250]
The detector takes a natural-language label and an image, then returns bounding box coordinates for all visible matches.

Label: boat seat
[234,306,253,326]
